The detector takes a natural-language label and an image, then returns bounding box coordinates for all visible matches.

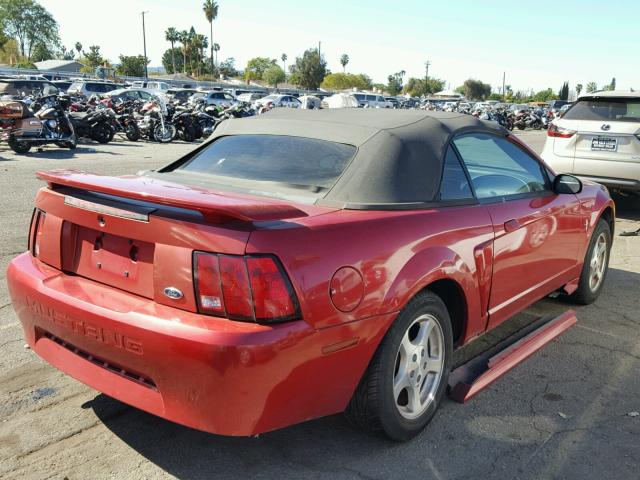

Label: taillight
[548,124,576,138]
[194,252,301,323]
[29,209,46,257]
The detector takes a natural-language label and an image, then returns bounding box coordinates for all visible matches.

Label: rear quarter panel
[247,205,495,342]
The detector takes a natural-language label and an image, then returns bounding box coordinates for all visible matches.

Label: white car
[352,92,391,108]
[254,94,301,109]
[541,90,640,192]
[189,90,239,108]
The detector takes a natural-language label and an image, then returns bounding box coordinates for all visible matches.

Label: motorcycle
[135,96,176,143]
[0,90,76,154]
[67,107,114,144]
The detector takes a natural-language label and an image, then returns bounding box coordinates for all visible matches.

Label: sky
[40,0,639,93]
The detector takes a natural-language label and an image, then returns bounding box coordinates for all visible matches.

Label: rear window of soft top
[168,134,356,191]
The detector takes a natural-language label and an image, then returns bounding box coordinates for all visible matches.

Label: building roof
[34,60,84,71]
[201,109,507,207]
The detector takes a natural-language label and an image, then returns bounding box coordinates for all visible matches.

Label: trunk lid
[33,169,329,313]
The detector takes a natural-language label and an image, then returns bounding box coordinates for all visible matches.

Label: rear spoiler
[36,169,309,223]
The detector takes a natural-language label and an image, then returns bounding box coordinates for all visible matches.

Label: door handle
[504,219,521,232]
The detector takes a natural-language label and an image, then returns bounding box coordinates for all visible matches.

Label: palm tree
[281,53,287,76]
[340,54,349,73]
[192,34,207,77]
[178,30,189,74]
[203,0,219,79]
[165,27,178,74]
[187,27,196,75]
[213,43,220,69]
[75,42,82,59]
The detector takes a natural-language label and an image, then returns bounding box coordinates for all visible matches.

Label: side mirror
[554,174,582,194]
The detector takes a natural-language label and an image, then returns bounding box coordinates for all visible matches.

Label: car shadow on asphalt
[612,192,640,222]
[17,146,123,159]
[83,265,640,480]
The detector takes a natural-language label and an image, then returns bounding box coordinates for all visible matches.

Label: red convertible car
[7,110,614,441]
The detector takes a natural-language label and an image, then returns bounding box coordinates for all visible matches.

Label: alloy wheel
[393,314,445,420]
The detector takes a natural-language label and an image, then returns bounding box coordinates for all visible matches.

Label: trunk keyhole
[129,245,138,262]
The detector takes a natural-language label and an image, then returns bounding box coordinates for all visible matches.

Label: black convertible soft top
[195,109,508,208]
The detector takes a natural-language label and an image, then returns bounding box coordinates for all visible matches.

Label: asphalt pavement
[0,130,639,480]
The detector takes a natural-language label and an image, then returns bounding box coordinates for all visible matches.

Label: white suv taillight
[548,124,576,138]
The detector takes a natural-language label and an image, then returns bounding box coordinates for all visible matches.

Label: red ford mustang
[7,110,614,441]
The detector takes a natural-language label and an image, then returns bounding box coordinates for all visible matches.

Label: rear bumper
[542,149,640,191]
[7,253,394,436]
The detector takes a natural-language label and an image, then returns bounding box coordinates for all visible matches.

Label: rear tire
[8,139,31,154]
[569,219,611,305]
[345,291,453,441]
[125,123,140,141]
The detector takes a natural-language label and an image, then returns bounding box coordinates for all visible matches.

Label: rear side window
[453,134,548,200]
[564,98,640,122]
[177,135,356,189]
[439,147,473,201]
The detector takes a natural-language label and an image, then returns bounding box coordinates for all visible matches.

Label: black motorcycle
[68,107,114,144]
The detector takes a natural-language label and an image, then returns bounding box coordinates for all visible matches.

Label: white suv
[353,93,391,108]
[541,91,640,191]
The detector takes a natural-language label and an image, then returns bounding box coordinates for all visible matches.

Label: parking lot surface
[1,131,639,480]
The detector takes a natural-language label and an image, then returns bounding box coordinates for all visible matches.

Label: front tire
[345,291,453,441]
[569,218,611,305]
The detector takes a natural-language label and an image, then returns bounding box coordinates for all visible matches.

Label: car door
[453,133,584,329]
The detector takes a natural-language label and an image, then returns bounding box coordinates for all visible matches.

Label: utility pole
[141,11,149,79]
[502,71,506,101]
[318,41,321,58]
[424,60,431,96]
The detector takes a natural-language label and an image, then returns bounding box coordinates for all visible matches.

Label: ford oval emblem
[163,287,184,300]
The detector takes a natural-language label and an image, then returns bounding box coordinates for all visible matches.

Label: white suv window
[564,98,640,122]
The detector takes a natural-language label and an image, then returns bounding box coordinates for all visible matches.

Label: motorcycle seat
[69,111,88,121]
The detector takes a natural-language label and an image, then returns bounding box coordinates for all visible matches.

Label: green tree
[264,65,285,88]
[290,48,328,90]
[605,77,616,91]
[0,0,60,60]
[244,56,277,82]
[80,45,104,73]
[162,47,183,74]
[558,81,569,100]
[30,41,54,62]
[213,43,220,68]
[340,54,349,73]
[178,30,190,74]
[74,41,82,58]
[321,72,372,91]
[460,79,492,100]
[281,53,287,76]
[218,57,238,78]
[586,81,598,93]
[532,88,558,102]
[165,27,178,75]
[58,46,74,60]
[387,71,405,95]
[116,54,149,77]
[202,0,218,78]
[402,77,445,97]
[575,83,583,97]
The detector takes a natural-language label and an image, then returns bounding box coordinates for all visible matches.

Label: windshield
[563,98,640,122]
[173,135,356,193]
